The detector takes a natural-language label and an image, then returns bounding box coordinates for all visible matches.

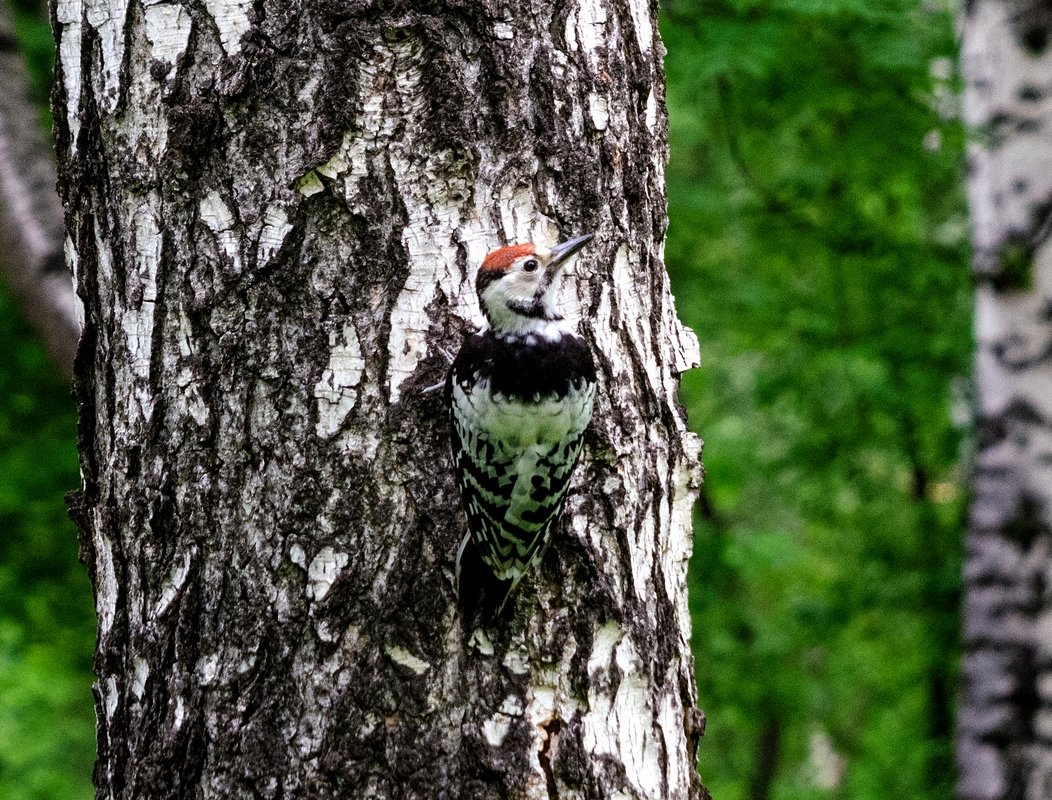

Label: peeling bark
[959,3,1052,799]
[0,2,78,376]
[53,1,706,798]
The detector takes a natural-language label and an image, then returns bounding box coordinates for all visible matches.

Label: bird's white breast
[453,377,595,452]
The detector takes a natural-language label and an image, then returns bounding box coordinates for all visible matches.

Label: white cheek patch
[506,269,545,297]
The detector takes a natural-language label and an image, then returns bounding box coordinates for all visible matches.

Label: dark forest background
[0,0,970,797]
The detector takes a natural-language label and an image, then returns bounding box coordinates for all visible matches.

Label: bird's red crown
[480,243,537,273]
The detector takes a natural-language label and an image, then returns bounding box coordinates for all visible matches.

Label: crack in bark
[539,717,563,800]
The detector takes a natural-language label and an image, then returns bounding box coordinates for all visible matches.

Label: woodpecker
[448,233,597,614]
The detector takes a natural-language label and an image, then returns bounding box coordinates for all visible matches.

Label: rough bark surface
[0,2,78,375]
[960,3,1052,799]
[53,1,705,798]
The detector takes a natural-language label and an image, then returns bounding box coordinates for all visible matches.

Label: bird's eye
[523,259,539,272]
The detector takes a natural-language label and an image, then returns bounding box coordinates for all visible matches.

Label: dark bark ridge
[54,1,705,798]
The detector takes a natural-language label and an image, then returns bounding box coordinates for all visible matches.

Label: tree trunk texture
[959,3,1052,799]
[0,1,78,376]
[53,1,706,798]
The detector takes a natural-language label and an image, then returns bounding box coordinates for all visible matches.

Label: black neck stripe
[507,300,558,320]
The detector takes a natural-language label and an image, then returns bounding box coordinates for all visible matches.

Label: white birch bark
[960,3,1052,798]
[53,1,707,797]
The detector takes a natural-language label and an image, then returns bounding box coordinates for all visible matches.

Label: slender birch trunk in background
[0,1,78,375]
[959,3,1052,798]
[53,1,707,796]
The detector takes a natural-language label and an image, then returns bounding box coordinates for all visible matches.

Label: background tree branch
[0,0,77,378]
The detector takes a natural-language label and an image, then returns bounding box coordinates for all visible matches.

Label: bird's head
[475,233,594,335]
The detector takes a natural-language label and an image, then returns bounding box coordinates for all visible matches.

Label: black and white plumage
[448,234,597,613]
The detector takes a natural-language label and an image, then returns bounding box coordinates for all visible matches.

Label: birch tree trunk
[959,4,1052,799]
[53,1,706,797]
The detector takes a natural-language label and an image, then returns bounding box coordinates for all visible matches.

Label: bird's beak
[549,233,594,270]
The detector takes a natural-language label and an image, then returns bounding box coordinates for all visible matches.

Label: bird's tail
[456,533,514,622]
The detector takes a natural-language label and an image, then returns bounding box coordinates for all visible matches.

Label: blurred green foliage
[0,282,93,800]
[9,0,53,126]
[662,1,970,799]
[1,2,95,798]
